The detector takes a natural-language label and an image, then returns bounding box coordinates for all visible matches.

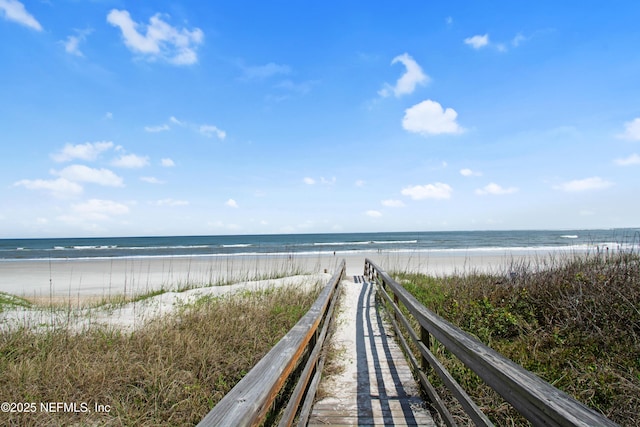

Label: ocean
[1,229,638,261]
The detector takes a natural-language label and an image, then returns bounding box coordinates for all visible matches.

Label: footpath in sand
[309,276,436,426]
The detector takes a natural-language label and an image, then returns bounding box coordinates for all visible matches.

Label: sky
[1,1,639,238]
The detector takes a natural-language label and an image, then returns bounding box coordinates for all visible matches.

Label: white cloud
[355,180,365,187]
[105,112,113,120]
[106,9,204,65]
[13,178,83,198]
[52,141,114,162]
[63,35,82,56]
[553,177,613,192]
[225,199,239,208]
[615,153,640,166]
[464,32,529,53]
[401,183,452,200]
[511,33,527,47]
[379,53,429,98]
[157,116,226,139]
[241,62,291,80]
[161,158,175,167]
[381,199,405,207]
[111,154,149,168]
[272,79,316,97]
[62,29,92,57]
[144,124,170,132]
[303,176,335,185]
[0,0,42,31]
[169,116,183,125]
[475,182,518,195]
[402,100,464,136]
[54,165,124,187]
[464,34,489,49]
[71,199,129,221]
[618,118,640,140]
[320,176,336,185]
[460,168,482,177]
[153,198,188,206]
[200,125,226,139]
[366,210,382,218]
[140,176,164,184]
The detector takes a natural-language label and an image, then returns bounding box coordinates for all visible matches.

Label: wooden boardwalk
[308,276,436,426]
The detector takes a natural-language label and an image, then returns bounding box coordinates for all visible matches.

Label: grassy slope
[0,284,320,426]
[394,252,640,426]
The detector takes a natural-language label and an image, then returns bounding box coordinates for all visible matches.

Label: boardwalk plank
[308,279,436,426]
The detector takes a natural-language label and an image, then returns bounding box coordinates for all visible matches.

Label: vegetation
[393,251,640,426]
[0,282,321,426]
[0,292,31,313]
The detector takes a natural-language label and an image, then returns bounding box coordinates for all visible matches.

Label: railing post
[393,292,399,324]
[420,325,430,372]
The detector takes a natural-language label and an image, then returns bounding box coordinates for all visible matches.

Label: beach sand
[0,251,545,300]
[0,272,332,333]
[0,254,342,332]
[0,249,574,333]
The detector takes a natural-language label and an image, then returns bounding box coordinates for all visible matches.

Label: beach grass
[0,273,323,425]
[392,250,640,426]
[6,255,316,310]
[0,292,31,312]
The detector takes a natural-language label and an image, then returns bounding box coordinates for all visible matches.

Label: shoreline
[0,248,602,299]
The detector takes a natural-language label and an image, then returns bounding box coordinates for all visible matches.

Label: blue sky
[1,1,639,238]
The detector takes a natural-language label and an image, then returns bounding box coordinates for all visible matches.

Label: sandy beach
[0,250,555,333]
[0,254,339,300]
[0,250,561,300]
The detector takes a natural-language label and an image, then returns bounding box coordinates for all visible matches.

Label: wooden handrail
[364,258,619,427]
[198,260,345,427]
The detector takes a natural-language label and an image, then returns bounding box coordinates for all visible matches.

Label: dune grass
[392,250,640,426]
[0,292,31,312]
[0,280,322,426]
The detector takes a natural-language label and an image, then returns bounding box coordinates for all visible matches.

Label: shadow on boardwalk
[308,277,435,426]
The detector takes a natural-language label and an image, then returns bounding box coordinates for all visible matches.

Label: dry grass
[0,283,321,426]
[393,250,640,426]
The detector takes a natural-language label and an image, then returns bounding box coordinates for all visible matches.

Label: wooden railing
[197,260,345,427]
[364,258,619,427]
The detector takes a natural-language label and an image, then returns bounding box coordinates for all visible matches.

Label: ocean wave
[4,242,632,263]
[2,230,635,261]
[72,245,119,250]
[313,240,418,246]
[372,240,418,245]
[313,241,373,246]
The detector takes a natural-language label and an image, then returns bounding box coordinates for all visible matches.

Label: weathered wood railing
[364,258,619,427]
[197,260,345,427]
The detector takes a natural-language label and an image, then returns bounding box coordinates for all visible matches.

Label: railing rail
[198,260,345,427]
[364,258,619,427]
